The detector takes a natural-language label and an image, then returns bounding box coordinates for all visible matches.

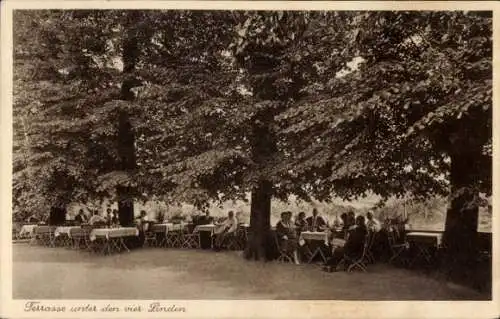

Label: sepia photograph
[1,1,498,318]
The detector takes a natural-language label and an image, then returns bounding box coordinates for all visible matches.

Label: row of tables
[20,224,141,254]
[284,228,444,265]
[18,223,230,254]
[18,223,445,266]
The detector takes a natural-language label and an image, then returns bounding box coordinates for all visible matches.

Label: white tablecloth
[34,225,51,234]
[150,223,184,235]
[194,224,217,235]
[19,225,37,237]
[54,226,81,238]
[165,223,184,231]
[406,232,443,246]
[89,227,139,241]
[299,231,329,246]
[239,224,276,230]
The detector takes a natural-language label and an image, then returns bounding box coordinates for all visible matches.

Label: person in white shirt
[135,210,150,229]
[213,210,238,250]
[88,211,105,226]
[366,211,382,232]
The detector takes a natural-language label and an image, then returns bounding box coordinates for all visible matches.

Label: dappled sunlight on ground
[13,244,488,300]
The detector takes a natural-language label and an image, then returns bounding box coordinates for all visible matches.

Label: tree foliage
[277,11,491,202]
[13,10,491,239]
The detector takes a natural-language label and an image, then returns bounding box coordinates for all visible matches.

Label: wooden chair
[143,222,158,247]
[388,227,410,265]
[237,225,248,249]
[274,233,294,263]
[143,230,158,247]
[37,226,56,247]
[223,231,241,251]
[80,225,101,253]
[69,227,84,250]
[343,232,372,272]
[181,229,200,249]
[165,229,182,248]
[12,227,19,241]
[364,231,377,264]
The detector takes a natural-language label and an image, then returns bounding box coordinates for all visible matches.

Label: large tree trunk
[245,112,277,261]
[442,136,482,282]
[117,108,136,226]
[116,14,140,226]
[245,180,273,260]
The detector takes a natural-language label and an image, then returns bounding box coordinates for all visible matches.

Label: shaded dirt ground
[12,243,488,300]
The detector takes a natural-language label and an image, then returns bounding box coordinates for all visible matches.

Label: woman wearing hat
[276,211,300,264]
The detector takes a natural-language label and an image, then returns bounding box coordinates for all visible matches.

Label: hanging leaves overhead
[13,10,491,213]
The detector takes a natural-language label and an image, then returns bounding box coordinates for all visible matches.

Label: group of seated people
[132,209,241,251]
[23,208,120,227]
[275,209,383,267]
[74,208,119,227]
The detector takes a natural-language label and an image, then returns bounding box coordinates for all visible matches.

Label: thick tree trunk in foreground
[245,112,277,261]
[116,14,140,226]
[117,108,137,226]
[442,138,482,282]
[245,180,273,260]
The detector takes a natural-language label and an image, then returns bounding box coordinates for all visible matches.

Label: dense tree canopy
[13,10,491,265]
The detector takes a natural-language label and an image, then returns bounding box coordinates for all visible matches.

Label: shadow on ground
[12,243,489,300]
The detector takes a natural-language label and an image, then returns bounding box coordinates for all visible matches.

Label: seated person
[339,212,347,228]
[294,212,308,234]
[88,211,106,226]
[213,210,238,250]
[74,209,88,224]
[197,211,214,225]
[135,210,150,230]
[27,213,40,224]
[235,211,244,225]
[38,213,49,225]
[111,209,119,225]
[323,215,368,272]
[276,211,300,264]
[388,215,408,243]
[65,210,72,223]
[105,208,113,226]
[365,211,382,232]
[331,214,342,229]
[342,211,356,233]
[134,210,150,246]
[305,208,327,232]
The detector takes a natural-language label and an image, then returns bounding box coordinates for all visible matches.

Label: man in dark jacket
[197,211,214,249]
[74,209,88,224]
[323,215,368,271]
[198,211,214,225]
[305,208,327,232]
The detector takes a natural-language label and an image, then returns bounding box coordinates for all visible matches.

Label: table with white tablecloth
[151,223,185,234]
[53,226,81,247]
[406,232,443,266]
[90,227,139,241]
[193,224,218,249]
[149,223,186,247]
[54,226,81,238]
[194,224,217,235]
[89,227,139,254]
[19,225,37,238]
[299,231,329,246]
[298,231,333,263]
[406,232,443,247]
